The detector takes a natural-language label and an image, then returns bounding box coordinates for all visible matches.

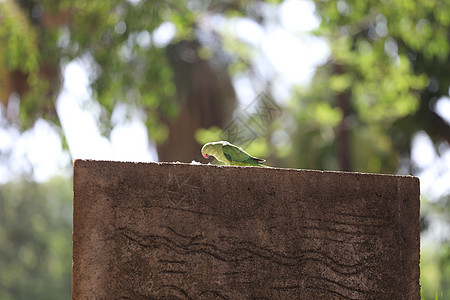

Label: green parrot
[201,141,268,167]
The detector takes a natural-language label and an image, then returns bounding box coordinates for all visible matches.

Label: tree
[283,1,450,297]
[0,176,72,300]
[0,0,290,162]
[284,0,445,172]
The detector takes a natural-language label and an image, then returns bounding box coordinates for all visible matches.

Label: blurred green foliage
[421,245,447,299]
[195,126,223,146]
[284,0,450,173]
[0,1,38,73]
[0,176,72,300]
[1,0,450,298]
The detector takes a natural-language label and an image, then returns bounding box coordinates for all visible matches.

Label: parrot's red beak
[202,153,209,158]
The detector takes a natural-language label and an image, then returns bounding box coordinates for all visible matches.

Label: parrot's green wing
[222,144,265,165]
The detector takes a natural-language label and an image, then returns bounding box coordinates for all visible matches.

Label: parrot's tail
[258,163,271,168]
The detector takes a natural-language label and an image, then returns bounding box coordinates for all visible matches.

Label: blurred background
[0,0,449,298]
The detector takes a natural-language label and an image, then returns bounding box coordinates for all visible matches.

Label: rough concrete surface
[73,160,420,299]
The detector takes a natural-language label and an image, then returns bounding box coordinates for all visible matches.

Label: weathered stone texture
[73,160,420,299]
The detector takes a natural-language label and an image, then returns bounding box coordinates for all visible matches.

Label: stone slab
[72,160,420,299]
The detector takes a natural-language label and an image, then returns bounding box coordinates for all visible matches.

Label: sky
[1,0,450,206]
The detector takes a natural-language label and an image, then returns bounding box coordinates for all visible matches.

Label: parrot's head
[201,143,213,159]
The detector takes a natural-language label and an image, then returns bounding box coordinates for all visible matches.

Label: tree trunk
[333,63,352,172]
[157,39,237,162]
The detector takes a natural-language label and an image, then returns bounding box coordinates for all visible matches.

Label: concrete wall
[73,160,420,299]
